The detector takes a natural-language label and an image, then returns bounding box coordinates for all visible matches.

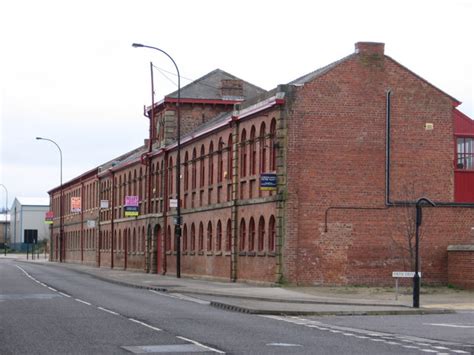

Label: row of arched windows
[97,117,277,219]
[166,215,276,254]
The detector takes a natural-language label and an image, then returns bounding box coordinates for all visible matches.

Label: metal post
[36,137,63,262]
[413,197,435,308]
[132,43,182,278]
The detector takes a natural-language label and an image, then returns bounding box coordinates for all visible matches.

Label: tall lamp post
[0,184,8,255]
[132,42,182,278]
[413,197,436,308]
[36,137,63,262]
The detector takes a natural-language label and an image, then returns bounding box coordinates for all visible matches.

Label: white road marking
[266,343,302,347]
[149,290,210,305]
[75,298,91,306]
[47,287,57,292]
[424,323,474,329]
[176,336,225,354]
[128,318,162,332]
[97,306,119,316]
[262,315,473,355]
[58,292,71,298]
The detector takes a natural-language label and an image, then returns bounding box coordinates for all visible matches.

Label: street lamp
[0,184,8,255]
[413,197,436,308]
[36,137,63,262]
[132,42,182,278]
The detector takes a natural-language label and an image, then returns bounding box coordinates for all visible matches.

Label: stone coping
[447,244,474,251]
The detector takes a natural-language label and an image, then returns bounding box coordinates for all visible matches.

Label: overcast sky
[0,0,472,208]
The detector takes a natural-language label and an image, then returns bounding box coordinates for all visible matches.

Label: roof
[15,197,50,206]
[288,53,356,86]
[166,69,267,101]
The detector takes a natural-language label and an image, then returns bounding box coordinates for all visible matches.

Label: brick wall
[284,43,474,285]
[447,245,474,289]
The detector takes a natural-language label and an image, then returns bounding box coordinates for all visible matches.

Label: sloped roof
[288,54,356,86]
[166,69,267,101]
[15,197,50,206]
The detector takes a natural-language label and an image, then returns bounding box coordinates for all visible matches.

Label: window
[167,225,171,252]
[198,222,204,251]
[457,137,474,170]
[259,122,266,173]
[227,134,233,180]
[192,149,197,189]
[258,216,265,251]
[239,218,246,251]
[217,138,224,182]
[268,215,276,252]
[191,223,196,251]
[270,118,277,171]
[200,145,205,188]
[207,221,213,251]
[248,217,255,251]
[168,157,173,196]
[184,152,189,191]
[183,224,188,251]
[250,126,256,175]
[226,219,232,252]
[240,129,247,177]
[216,220,222,251]
[208,142,214,185]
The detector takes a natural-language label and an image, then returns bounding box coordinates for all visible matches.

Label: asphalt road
[1,259,472,354]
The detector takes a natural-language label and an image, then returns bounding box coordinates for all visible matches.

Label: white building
[10,197,49,250]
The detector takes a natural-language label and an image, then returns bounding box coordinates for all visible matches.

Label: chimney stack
[355,42,385,56]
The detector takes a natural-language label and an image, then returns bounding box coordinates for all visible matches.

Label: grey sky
[1,0,472,208]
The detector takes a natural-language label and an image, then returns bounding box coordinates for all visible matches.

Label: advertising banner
[71,197,81,213]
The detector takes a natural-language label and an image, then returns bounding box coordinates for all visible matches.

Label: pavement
[2,253,473,316]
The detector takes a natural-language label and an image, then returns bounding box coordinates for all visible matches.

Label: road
[1,259,472,354]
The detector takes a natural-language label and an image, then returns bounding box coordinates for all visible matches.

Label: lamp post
[413,197,436,308]
[36,137,63,262]
[132,42,182,278]
[0,184,8,255]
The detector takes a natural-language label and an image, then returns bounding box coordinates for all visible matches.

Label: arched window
[270,118,277,171]
[168,157,173,196]
[199,145,205,188]
[192,148,197,189]
[268,215,276,252]
[248,217,255,252]
[215,220,222,252]
[226,219,231,252]
[217,138,224,182]
[118,230,122,251]
[239,218,246,251]
[198,222,204,251]
[259,122,266,173]
[207,221,213,251]
[184,152,189,191]
[250,126,256,175]
[183,224,188,251]
[133,228,137,252]
[240,129,247,177]
[208,141,214,185]
[227,134,233,180]
[133,170,137,195]
[258,216,265,251]
[166,226,171,251]
[191,223,196,251]
[139,167,143,200]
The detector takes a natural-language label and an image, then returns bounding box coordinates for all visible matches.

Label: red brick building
[48,42,474,286]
